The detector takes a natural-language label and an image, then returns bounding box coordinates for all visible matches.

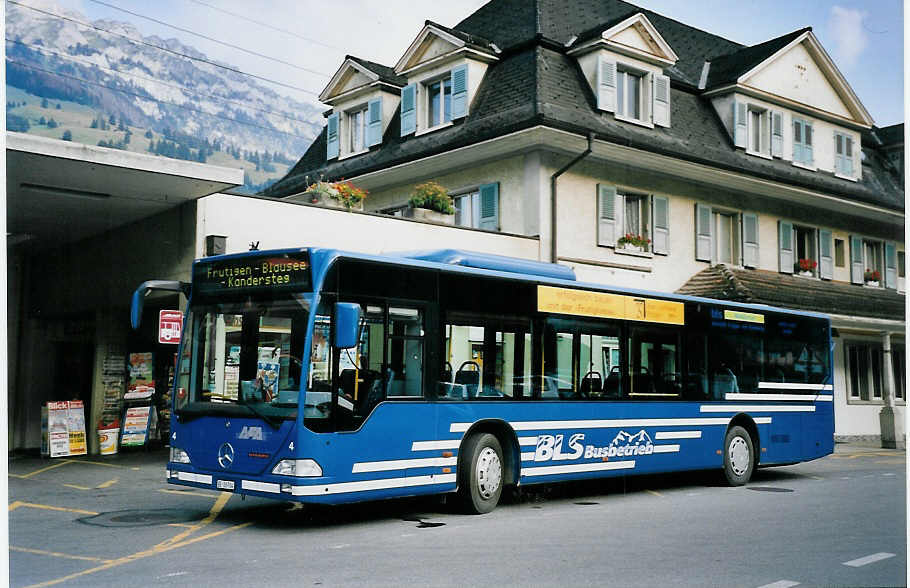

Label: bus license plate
[216,480,235,491]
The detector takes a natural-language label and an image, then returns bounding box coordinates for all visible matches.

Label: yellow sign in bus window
[723,310,765,324]
[537,286,684,325]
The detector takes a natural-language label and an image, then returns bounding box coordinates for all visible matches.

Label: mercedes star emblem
[217,442,235,469]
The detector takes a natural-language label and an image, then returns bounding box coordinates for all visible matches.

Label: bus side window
[628,327,682,400]
[442,322,531,400]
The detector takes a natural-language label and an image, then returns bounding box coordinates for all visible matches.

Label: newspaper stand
[120,387,157,450]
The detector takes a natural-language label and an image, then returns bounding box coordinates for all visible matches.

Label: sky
[57,0,904,126]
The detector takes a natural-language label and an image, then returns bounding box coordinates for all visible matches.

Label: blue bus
[132,247,833,514]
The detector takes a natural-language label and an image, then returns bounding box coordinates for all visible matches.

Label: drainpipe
[550,132,595,263]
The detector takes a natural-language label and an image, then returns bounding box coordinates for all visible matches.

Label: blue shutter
[850,235,863,284]
[326,113,339,160]
[695,203,713,262]
[771,112,783,157]
[793,119,803,163]
[478,183,499,231]
[778,220,793,273]
[885,242,897,289]
[400,83,416,136]
[597,184,617,247]
[733,101,747,148]
[844,136,854,176]
[451,64,468,119]
[651,195,669,254]
[818,229,833,279]
[596,55,616,112]
[742,213,759,268]
[804,122,813,165]
[367,98,382,147]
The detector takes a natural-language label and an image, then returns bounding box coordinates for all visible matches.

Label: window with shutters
[862,239,883,286]
[616,68,647,123]
[834,239,845,267]
[893,343,906,402]
[793,226,818,276]
[426,76,452,128]
[713,211,738,265]
[834,132,855,177]
[453,184,499,231]
[792,118,814,166]
[747,107,770,157]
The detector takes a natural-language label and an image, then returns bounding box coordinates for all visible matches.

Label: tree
[108,114,116,125]
[56,103,62,109]
[90,118,98,129]
[62,130,72,141]
[39,116,46,125]
[41,97,49,108]
[47,118,58,129]
[144,129,153,139]
[7,114,30,132]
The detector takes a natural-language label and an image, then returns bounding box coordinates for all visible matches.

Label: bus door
[627,325,683,400]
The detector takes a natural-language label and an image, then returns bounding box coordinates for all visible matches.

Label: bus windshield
[175,294,310,412]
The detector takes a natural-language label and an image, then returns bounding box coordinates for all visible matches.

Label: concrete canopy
[7,132,244,249]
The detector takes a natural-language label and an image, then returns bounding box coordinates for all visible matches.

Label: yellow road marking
[10,546,113,564]
[9,501,98,516]
[64,459,132,469]
[63,484,91,491]
[96,478,119,489]
[166,523,197,528]
[155,492,231,549]
[645,489,664,498]
[158,488,220,498]
[25,522,252,588]
[12,461,73,479]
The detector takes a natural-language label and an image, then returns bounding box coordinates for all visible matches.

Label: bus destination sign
[193,251,311,297]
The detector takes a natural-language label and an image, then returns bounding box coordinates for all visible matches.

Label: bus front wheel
[458,433,503,514]
[723,426,755,486]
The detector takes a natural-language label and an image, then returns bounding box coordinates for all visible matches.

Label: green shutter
[596,56,616,112]
[850,235,864,284]
[451,64,468,119]
[652,195,669,254]
[819,229,833,279]
[695,203,713,261]
[778,220,793,273]
[400,84,416,136]
[885,242,897,289]
[367,98,383,147]
[326,113,339,159]
[596,184,617,247]
[742,213,759,268]
[478,183,499,231]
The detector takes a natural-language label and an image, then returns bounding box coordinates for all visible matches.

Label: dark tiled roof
[704,28,809,89]
[876,123,904,147]
[424,20,499,55]
[266,0,903,212]
[676,265,906,321]
[346,55,407,87]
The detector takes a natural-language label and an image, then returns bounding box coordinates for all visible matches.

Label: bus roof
[194,247,830,322]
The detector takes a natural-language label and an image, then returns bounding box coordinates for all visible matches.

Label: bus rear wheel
[458,433,503,514]
[723,425,755,486]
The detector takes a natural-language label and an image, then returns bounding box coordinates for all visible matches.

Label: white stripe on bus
[290,473,457,496]
[451,417,732,433]
[700,405,815,413]
[754,417,772,424]
[522,460,636,477]
[352,457,457,473]
[652,444,680,453]
[725,393,826,402]
[410,440,461,451]
[241,480,280,493]
[654,431,702,440]
[176,472,212,485]
[520,452,536,461]
[518,436,538,446]
[757,382,832,391]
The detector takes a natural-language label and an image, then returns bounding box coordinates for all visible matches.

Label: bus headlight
[170,447,191,464]
[272,459,322,477]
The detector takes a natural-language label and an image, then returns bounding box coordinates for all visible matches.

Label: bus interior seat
[442,362,453,384]
[711,371,738,399]
[580,371,603,398]
[603,366,622,399]
[454,361,480,399]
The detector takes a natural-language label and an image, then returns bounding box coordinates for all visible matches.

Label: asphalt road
[8,445,906,587]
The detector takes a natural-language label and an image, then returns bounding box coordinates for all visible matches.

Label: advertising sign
[158,310,183,344]
[121,406,151,447]
[44,401,87,457]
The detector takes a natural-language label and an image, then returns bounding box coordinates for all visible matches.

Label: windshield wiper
[240,400,282,430]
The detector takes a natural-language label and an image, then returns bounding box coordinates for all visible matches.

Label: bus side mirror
[130,280,191,330]
[334,303,362,348]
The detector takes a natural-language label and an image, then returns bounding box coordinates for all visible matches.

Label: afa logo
[237,425,265,441]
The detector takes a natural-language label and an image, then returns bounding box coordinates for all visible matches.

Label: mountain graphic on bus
[609,430,653,448]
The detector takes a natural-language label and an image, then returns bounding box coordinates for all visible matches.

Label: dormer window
[747,107,769,156]
[427,76,452,128]
[793,118,814,166]
[616,68,645,122]
[834,132,855,177]
[348,106,369,153]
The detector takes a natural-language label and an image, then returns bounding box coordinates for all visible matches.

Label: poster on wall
[121,406,151,447]
[128,352,154,391]
[257,347,281,401]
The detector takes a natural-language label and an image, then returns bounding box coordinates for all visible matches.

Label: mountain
[5,0,324,193]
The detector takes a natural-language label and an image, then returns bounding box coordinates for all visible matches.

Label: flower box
[621,243,643,253]
[865,280,880,287]
[798,271,814,277]
[405,207,455,225]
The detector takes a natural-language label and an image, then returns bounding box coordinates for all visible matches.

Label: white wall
[196,193,539,259]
